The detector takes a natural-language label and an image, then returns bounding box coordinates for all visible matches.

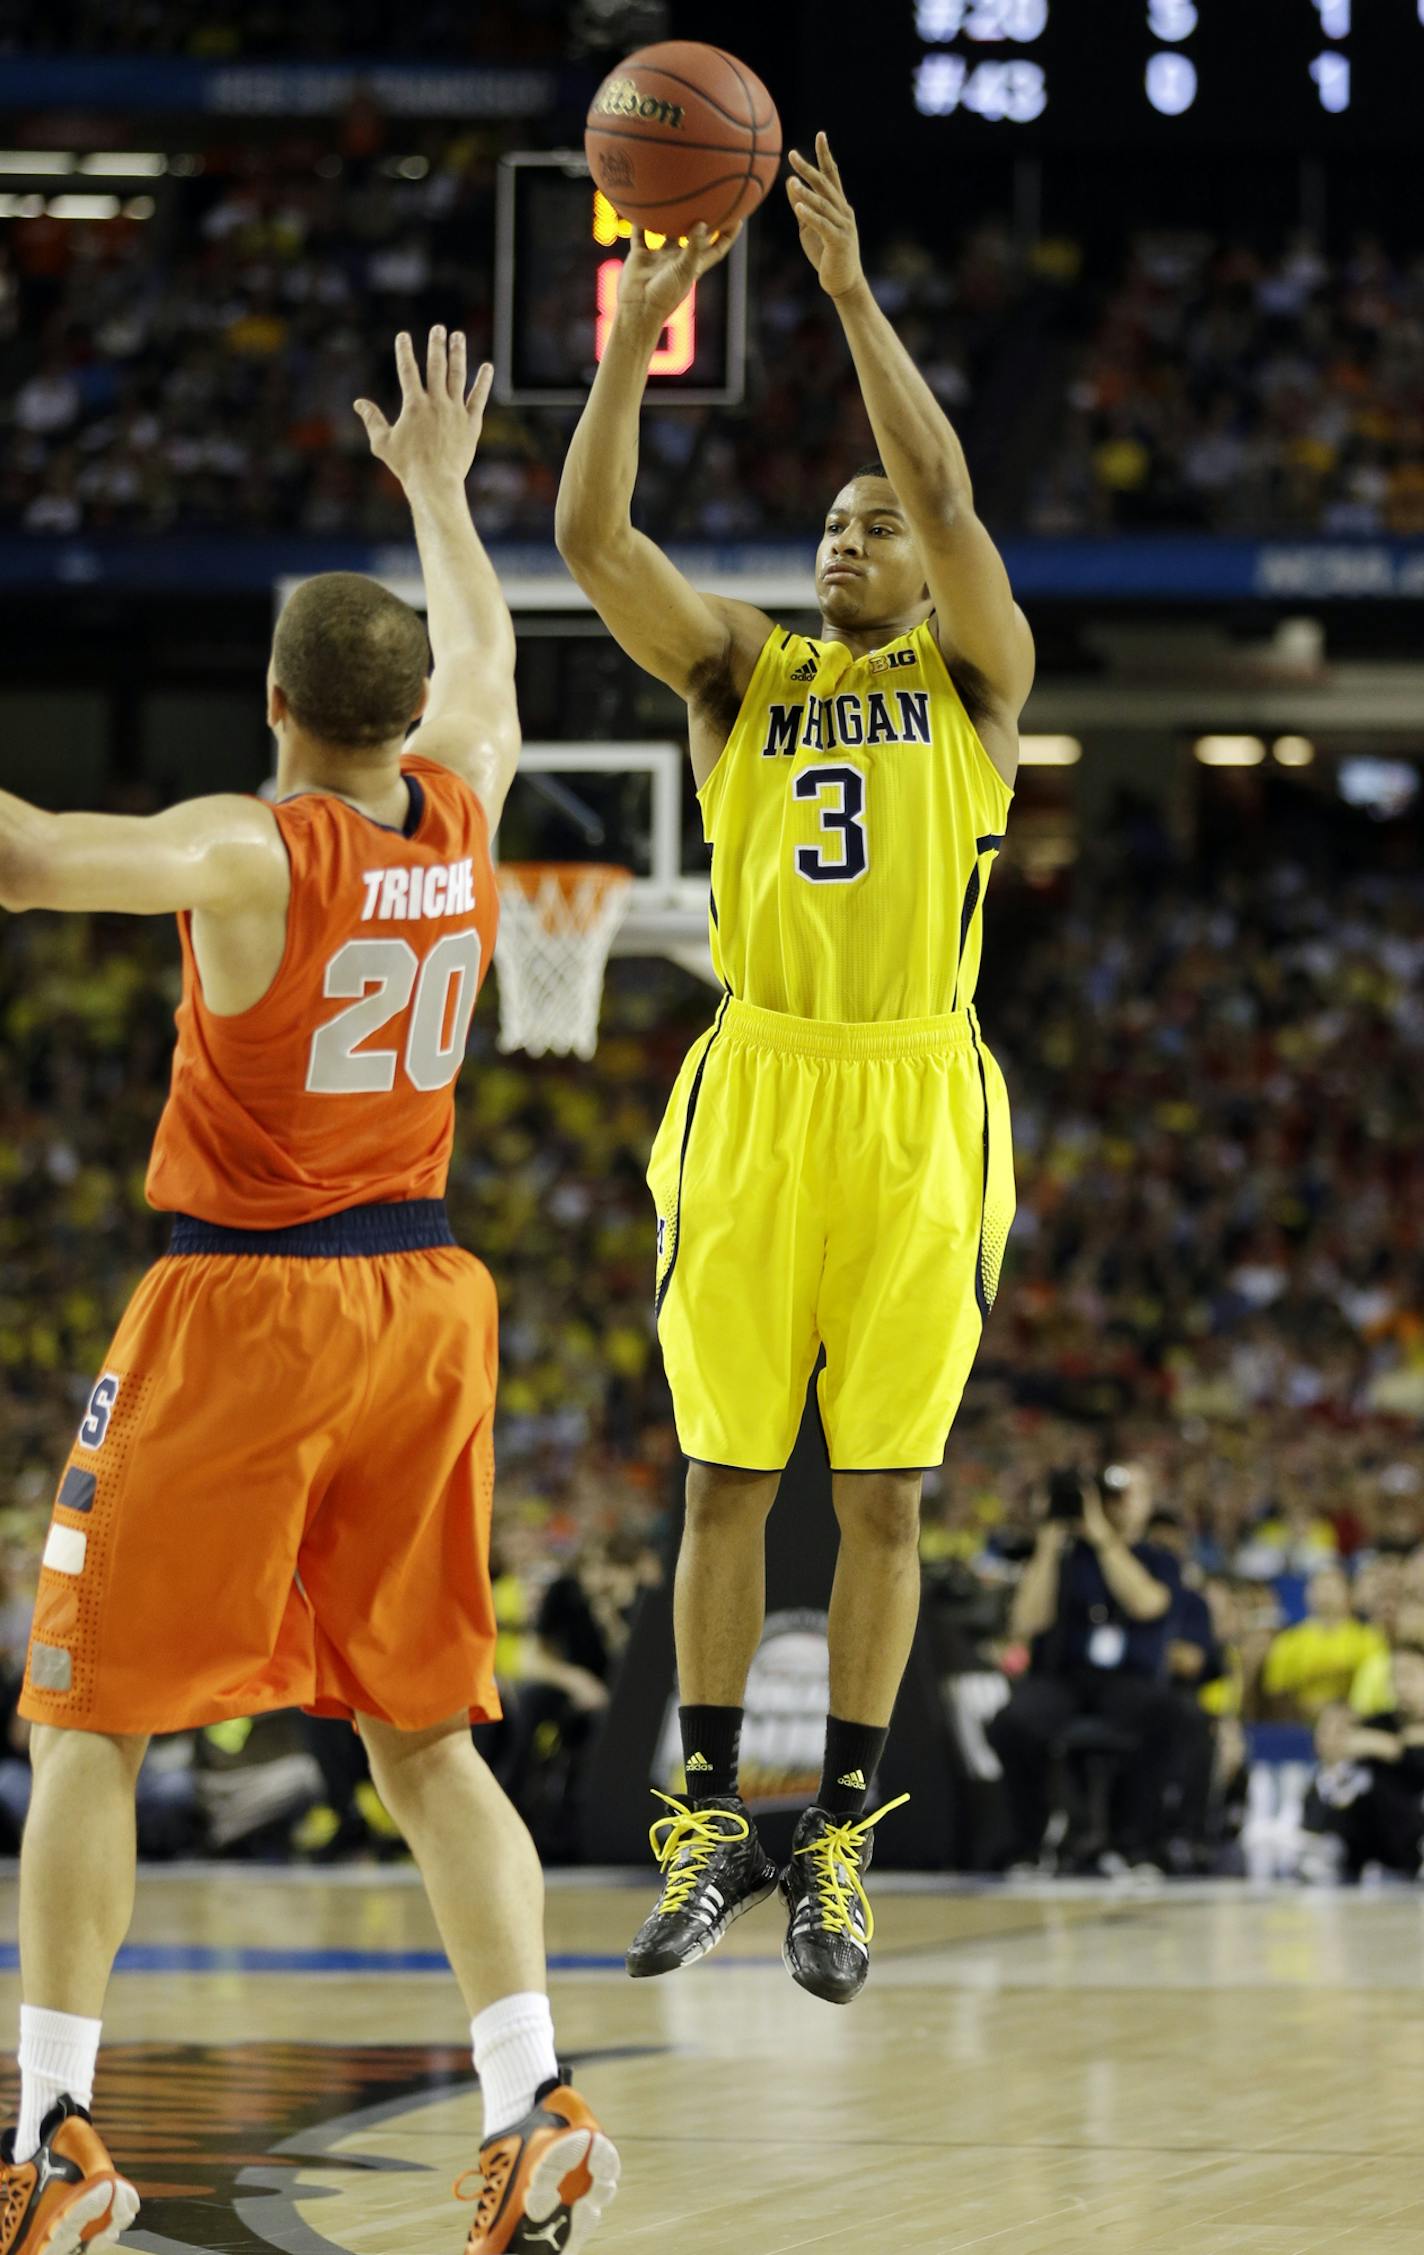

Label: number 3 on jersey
[307,930,482,1094]
[794,762,869,884]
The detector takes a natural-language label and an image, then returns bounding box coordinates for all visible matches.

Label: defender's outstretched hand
[354,327,492,492]
[618,221,742,327]
[787,132,863,300]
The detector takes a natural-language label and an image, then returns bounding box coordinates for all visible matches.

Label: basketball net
[493,862,633,1060]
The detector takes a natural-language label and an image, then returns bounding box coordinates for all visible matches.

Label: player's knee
[684,1460,779,1532]
[833,1473,923,1554]
[357,1710,475,1811]
[29,1721,148,1791]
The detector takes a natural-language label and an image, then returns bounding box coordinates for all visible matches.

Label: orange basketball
[584,41,781,239]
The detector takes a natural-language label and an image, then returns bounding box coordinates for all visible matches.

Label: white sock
[16,2006,102,2163]
[471,1992,559,2142]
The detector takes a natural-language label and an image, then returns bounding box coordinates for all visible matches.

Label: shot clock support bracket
[493,149,749,408]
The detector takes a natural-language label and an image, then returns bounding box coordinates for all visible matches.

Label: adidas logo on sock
[686,1752,713,1773]
[837,1769,867,1791]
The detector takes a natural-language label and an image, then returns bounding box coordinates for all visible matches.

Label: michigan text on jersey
[759,689,932,758]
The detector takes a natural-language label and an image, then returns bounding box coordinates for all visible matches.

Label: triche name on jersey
[360,856,477,923]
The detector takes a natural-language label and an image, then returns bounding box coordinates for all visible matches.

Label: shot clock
[493,152,748,408]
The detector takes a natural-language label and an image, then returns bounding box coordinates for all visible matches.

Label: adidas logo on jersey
[837,1769,867,1791]
[360,856,475,923]
[789,657,817,682]
[685,1751,714,1774]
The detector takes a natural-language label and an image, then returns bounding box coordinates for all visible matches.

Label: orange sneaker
[0,2097,139,2254]
[455,2078,619,2254]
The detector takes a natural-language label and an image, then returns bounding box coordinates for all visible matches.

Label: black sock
[818,1717,889,1817]
[679,1704,743,1801]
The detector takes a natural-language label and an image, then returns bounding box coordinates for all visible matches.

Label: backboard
[499,741,713,982]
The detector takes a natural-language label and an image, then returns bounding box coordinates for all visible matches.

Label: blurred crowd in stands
[6,107,1423,545]
[0,0,567,57]
[3,801,1424,1871]
[1034,230,1424,536]
[0,116,1020,543]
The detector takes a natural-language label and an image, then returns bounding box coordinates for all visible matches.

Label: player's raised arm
[554,227,772,702]
[0,789,288,918]
[355,327,521,825]
[788,134,1035,729]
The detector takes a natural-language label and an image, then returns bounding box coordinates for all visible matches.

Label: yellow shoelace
[647,1789,751,1916]
[794,1794,911,1944]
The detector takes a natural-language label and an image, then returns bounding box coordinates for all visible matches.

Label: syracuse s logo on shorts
[78,1371,122,1451]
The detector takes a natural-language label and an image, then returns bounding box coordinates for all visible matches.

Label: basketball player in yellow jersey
[557,134,1033,2003]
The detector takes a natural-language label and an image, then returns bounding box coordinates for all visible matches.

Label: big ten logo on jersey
[78,1372,122,1451]
[360,857,476,924]
[760,686,931,759]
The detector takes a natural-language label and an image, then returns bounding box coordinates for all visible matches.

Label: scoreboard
[493,152,747,408]
[807,0,1424,147]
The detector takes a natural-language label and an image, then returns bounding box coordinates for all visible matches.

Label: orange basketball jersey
[147,754,498,1227]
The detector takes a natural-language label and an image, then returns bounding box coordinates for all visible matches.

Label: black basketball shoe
[626,1791,780,1978]
[780,1794,910,2005]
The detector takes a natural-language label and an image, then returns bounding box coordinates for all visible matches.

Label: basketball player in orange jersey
[557,136,1033,2002]
[0,330,618,2255]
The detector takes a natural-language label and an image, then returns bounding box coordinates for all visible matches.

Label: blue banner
[1005,536,1424,602]
[1,533,1424,601]
[0,55,560,116]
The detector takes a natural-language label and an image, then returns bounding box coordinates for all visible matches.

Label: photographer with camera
[987,1462,1181,1872]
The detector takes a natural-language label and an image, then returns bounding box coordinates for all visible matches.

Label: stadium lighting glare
[45,194,123,220]
[0,151,75,174]
[1194,735,1266,766]
[1017,735,1083,766]
[1273,735,1316,767]
[77,152,168,177]
[123,196,157,221]
[0,194,45,217]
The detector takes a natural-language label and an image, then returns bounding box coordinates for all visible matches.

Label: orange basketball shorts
[20,1200,502,1738]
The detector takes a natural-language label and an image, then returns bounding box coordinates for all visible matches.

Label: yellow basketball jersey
[699,617,1013,1021]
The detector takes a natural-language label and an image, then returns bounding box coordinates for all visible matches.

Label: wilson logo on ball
[592,77,686,130]
[584,40,782,239]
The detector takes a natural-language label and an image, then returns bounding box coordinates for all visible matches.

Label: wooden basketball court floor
[2,1866,1420,2255]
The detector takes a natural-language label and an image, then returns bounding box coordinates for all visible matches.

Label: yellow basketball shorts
[648,996,1015,1473]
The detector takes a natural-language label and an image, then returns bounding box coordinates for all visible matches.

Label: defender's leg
[361,1711,618,2253]
[1,1725,146,2249]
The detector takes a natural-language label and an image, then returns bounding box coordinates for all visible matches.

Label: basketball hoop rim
[491,860,633,1056]
[494,861,635,941]
[495,860,634,901]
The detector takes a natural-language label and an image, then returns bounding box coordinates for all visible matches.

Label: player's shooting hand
[787,132,863,300]
[618,220,742,327]
[354,327,492,494]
